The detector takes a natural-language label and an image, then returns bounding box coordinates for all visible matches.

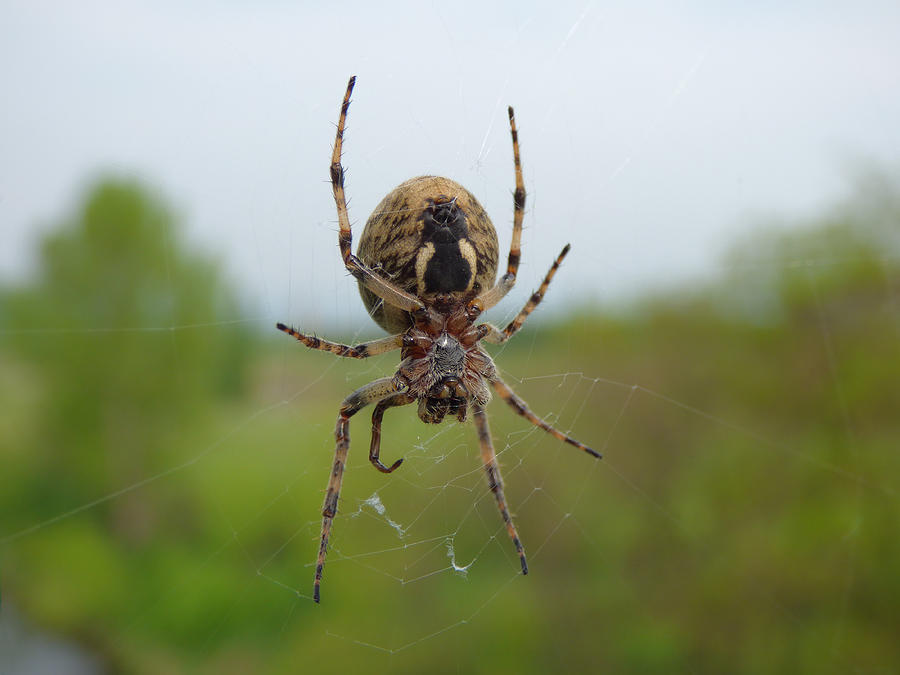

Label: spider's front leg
[472,402,529,576]
[315,376,405,603]
[369,392,416,473]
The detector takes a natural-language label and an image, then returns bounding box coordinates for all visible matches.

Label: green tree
[2,179,254,541]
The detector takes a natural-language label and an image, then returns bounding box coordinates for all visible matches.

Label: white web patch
[354,493,408,539]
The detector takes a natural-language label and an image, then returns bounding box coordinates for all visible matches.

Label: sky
[2,0,899,331]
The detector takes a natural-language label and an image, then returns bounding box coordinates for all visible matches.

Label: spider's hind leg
[277,323,402,358]
[478,244,571,345]
[468,106,526,314]
[328,77,424,315]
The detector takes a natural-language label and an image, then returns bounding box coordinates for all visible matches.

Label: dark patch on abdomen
[424,243,472,293]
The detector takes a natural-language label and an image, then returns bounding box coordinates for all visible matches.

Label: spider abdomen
[357,176,499,333]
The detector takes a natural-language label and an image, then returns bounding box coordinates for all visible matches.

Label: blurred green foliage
[1,175,898,673]
[1,180,254,542]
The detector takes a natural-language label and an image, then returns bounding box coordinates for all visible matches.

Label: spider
[277,76,599,603]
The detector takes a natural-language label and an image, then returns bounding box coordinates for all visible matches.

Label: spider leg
[491,377,600,459]
[469,106,526,314]
[478,243,571,344]
[472,402,528,575]
[369,392,416,473]
[276,323,402,358]
[316,376,405,603]
[330,76,424,314]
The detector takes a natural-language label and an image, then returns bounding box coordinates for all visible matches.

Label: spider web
[2,2,900,673]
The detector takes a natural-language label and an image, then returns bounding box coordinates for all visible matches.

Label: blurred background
[2,1,899,673]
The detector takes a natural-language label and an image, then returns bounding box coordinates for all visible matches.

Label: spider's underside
[277,76,599,603]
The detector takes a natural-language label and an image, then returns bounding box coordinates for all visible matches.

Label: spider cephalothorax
[396,306,496,425]
[277,77,599,603]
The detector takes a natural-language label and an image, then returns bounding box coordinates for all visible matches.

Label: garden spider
[277,76,599,603]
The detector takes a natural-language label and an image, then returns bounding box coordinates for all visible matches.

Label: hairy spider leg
[330,76,424,314]
[478,243,571,344]
[276,323,402,358]
[369,392,417,473]
[470,106,526,314]
[472,402,529,575]
[491,378,600,459]
[316,376,405,603]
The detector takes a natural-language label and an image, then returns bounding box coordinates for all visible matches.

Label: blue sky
[2,0,899,330]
